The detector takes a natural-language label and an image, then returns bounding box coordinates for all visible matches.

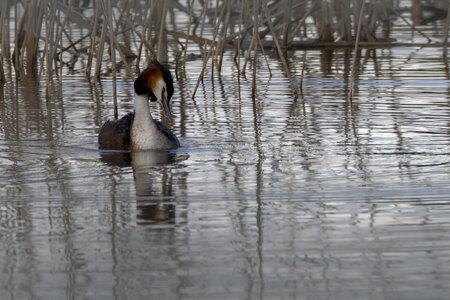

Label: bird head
[134,59,174,123]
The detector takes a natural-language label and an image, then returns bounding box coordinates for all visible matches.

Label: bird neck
[134,94,154,125]
[131,94,160,150]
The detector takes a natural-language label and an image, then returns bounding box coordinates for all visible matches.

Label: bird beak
[161,93,173,124]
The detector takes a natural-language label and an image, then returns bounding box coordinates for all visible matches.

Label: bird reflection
[99,150,132,167]
[100,149,186,225]
[132,150,177,225]
[136,201,175,224]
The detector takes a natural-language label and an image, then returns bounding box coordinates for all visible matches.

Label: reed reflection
[100,149,186,225]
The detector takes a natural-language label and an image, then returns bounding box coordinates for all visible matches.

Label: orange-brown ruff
[98,60,180,150]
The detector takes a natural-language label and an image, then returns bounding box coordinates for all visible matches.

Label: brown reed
[0,0,447,100]
[444,1,450,56]
[349,0,365,100]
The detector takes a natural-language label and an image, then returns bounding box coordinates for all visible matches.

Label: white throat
[134,94,153,122]
[131,94,158,149]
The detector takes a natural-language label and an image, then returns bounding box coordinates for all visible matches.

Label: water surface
[1,36,450,300]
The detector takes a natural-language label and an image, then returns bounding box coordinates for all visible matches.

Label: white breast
[131,119,174,150]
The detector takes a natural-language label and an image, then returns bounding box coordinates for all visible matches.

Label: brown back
[98,113,134,150]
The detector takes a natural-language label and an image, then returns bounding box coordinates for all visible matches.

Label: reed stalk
[444,0,450,56]
[252,0,260,97]
[57,9,63,80]
[183,0,195,63]
[156,1,168,61]
[46,0,58,84]
[93,2,107,81]
[242,37,255,76]
[390,6,432,43]
[210,0,227,80]
[198,0,208,41]
[86,1,99,77]
[287,3,315,44]
[217,1,230,72]
[0,0,7,82]
[1,0,447,101]
[299,51,306,96]
[37,1,47,80]
[236,0,248,60]
[0,0,9,59]
[236,0,246,99]
[256,32,272,78]
[54,0,74,79]
[99,0,118,120]
[281,0,292,49]
[262,0,298,98]
[349,0,365,100]
[0,57,4,83]
[192,41,212,99]
[135,0,158,71]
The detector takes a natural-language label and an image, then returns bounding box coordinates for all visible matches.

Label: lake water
[1,11,450,300]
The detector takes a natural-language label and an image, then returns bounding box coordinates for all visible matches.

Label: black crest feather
[133,59,174,102]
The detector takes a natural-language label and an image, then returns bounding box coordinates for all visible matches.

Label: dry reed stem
[46,0,58,84]
[135,1,151,71]
[93,1,107,82]
[53,0,73,78]
[261,40,446,49]
[299,51,306,96]
[133,0,159,71]
[36,1,46,80]
[134,28,157,60]
[0,0,9,59]
[192,0,226,97]
[210,1,227,79]
[86,2,100,77]
[60,27,82,53]
[390,7,432,43]
[156,1,168,61]
[26,1,40,67]
[262,0,298,98]
[2,0,448,96]
[444,0,450,56]
[236,0,247,99]
[281,0,292,49]
[252,0,259,97]
[13,2,34,74]
[349,0,365,100]
[287,3,315,44]
[167,30,235,49]
[242,37,255,76]
[198,0,208,42]
[256,32,272,78]
[337,1,374,42]
[58,9,63,80]
[99,0,118,119]
[235,0,247,65]
[217,0,232,72]
[0,57,4,83]
[192,41,212,99]
[183,0,195,63]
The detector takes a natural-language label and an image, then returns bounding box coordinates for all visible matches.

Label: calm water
[1,29,450,300]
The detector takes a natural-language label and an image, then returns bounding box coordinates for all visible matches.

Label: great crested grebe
[98,60,180,150]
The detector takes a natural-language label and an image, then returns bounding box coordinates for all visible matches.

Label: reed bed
[0,0,449,98]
